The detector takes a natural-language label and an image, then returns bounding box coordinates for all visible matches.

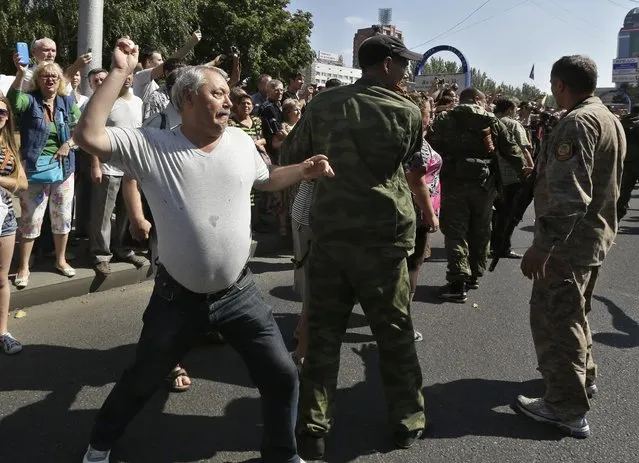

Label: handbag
[27,155,63,183]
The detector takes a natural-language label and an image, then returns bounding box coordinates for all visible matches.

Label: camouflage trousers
[530,257,599,420]
[440,184,497,282]
[297,243,426,436]
[617,160,639,220]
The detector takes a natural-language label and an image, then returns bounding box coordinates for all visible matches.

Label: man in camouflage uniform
[280,35,426,460]
[490,97,535,258]
[427,88,528,302]
[516,55,626,438]
[617,104,639,221]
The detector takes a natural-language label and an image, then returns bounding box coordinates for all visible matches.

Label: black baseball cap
[358,35,423,67]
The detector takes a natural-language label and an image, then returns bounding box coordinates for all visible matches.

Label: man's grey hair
[267,79,283,90]
[32,37,56,51]
[171,65,229,112]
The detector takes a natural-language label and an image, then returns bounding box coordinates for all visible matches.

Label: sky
[288,0,638,92]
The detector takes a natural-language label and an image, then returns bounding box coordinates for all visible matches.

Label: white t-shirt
[76,93,89,110]
[143,103,182,130]
[0,75,14,96]
[103,96,143,176]
[106,126,270,293]
[132,68,159,103]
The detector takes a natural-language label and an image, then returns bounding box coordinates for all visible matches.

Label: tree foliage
[0,0,315,87]
[414,57,545,102]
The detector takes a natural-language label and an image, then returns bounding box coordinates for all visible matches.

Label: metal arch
[415,45,471,88]
[598,89,632,112]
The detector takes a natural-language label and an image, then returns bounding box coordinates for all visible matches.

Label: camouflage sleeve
[280,109,312,166]
[495,119,525,174]
[513,120,531,148]
[532,115,597,252]
[426,114,447,154]
[403,116,424,165]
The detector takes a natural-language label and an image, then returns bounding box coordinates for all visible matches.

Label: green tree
[0,0,79,72]
[0,0,315,87]
[194,1,314,87]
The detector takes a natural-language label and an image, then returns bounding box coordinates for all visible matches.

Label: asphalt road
[1,196,639,463]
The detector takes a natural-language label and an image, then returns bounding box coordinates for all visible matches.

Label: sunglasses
[0,108,9,117]
[40,74,60,81]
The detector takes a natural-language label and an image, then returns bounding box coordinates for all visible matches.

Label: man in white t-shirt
[75,38,334,463]
[89,73,147,275]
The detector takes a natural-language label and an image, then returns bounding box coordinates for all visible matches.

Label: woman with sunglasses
[8,54,81,287]
[0,95,28,353]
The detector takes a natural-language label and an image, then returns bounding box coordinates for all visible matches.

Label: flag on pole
[529,64,535,80]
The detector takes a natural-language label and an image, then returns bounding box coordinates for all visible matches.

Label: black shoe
[297,432,325,460]
[438,281,468,303]
[394,428,423,449]
[586,382,598,398]
[466,277,479,290]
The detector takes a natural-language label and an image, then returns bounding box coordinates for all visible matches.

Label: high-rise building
[352,25,403,69]
[618,8,639,58]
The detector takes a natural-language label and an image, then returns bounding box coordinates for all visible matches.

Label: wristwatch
[66,140,77,150]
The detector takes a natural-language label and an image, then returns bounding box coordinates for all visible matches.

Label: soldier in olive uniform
[617,104,639,221]
[280,35,426,460]
[427,88,528,302]
[516,55,626,438]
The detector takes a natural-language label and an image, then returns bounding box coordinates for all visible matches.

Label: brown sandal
[165,366,191,392]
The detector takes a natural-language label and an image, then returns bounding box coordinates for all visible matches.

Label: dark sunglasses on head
[0,109,9,117]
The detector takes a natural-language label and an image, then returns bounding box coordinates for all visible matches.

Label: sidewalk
[9,232,288,311]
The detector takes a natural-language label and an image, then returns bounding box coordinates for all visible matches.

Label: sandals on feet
[165,366,191,392]
[14,272,30,288]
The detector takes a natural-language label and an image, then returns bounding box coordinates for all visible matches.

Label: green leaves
[0,0,314,89]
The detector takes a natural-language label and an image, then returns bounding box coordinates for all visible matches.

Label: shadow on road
[248,260,292,275]
[424,377,565,441]
[592,295,639,348]
[413,285,447,305]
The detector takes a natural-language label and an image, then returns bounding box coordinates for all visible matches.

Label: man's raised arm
[74,38,139,162]
[150,29,202,81]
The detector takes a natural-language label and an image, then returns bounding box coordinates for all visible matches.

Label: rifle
[489,168,536,272]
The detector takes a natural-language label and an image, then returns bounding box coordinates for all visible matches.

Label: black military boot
[466,276,479,290]
[438,280,468,303]
[297,432,325,460]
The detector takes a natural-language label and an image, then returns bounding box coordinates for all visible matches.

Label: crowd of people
[0,28,632,463]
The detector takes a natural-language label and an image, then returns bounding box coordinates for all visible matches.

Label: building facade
[618,8,639,58]
[304,61,362,87]
[352,25,403,69]
[304,50,362,87]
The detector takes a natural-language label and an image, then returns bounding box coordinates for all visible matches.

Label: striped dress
[228,115,270,206]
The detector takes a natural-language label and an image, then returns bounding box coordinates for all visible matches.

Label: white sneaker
[513,395,590,438]
[82,445,111,463]
[0,332,23,354]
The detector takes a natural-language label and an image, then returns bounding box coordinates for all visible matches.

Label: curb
[10,239,264,311]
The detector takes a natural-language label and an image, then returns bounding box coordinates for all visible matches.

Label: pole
[77,0,104,95]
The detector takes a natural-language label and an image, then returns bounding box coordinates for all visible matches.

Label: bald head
[33,38,57,63]
[459,88,486,106]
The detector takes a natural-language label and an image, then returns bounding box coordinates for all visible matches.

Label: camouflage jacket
[533,96,626,266]
[280,77,423,250]
[427,104,525,186]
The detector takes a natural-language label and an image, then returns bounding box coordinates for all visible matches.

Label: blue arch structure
[598,89,632,112]
[415,45,471,88]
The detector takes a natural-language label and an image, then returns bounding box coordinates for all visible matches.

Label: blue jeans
[89,265,300,463]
